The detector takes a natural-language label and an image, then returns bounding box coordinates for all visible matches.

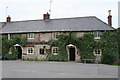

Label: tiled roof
[0,16,115,34]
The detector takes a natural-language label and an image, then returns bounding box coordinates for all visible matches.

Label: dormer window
[93,31,101,39]
[27,33,34,39]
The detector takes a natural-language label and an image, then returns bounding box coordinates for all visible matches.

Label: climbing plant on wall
[117,28,120,59]
[48,33,95,62]
[101,30,118,64]
[2,34,27,60]
[76,33,95,61]
[48,31,118,64]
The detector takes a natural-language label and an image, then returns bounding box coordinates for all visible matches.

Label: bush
[4,47,17,60]
[102,52,118,64]
[47,53,68,62]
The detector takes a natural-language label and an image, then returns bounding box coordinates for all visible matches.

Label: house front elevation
[0,11,115,62]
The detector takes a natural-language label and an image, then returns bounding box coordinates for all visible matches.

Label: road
[2,61,118,78]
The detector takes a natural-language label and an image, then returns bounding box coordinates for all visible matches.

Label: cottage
[0,11,114,62]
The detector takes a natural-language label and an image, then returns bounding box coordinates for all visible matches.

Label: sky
[0,0,119,28]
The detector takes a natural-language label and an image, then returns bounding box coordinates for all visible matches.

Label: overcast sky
[0,0,119,28]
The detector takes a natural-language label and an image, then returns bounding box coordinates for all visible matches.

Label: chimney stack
[108,10,112,26]
[6,15,11,22]
[43,12,50,20]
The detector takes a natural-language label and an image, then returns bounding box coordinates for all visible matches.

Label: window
[52,47,58,55]
[93,32,101,39]
[94,49,102,55]
[53,32,60,39]
[40,49,44,54]
[27,33,34,39]
[27,47,34,54]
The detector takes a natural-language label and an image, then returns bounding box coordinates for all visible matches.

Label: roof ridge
[1,16,96,23]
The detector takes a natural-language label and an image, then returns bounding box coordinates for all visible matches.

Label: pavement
[1,61,118,78]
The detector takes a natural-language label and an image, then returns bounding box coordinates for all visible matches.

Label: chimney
[43,12,50,20]
[108,10,112,26]
[6,15,11,22]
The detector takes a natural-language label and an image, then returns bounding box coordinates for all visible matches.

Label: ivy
[2,35,27,60]
[48,33,95,62]
[48,31,118,64]
[101,30,118,64]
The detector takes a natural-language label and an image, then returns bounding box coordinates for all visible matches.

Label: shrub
[102,52,118,64]
[47,53,68,62]
[5,47,17,60]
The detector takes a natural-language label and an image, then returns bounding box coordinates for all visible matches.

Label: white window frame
[93,49,102,56]
[27,33,34,39]
[52,47,59,55]
[93,32,101,39]
[27,47,34,54]
[52,32,60,39]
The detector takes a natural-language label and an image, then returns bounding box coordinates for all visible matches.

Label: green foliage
[77,33,95,60]
[101,30,118,64]
[117,28,120,58]
[47,53,68,62]
[2,34,27,60]
[12,35,27,46]
[48,34,70,61]
[48,39,59,46]
[48,33,95,62]
[4,47,18,60]
[48,31,118,64]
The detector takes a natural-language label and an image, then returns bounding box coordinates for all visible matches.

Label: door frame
[14,44,23,59]
[66,44,77,61]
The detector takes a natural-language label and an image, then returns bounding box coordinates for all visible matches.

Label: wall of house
[5,32,103,62]
[26,33,52,42]
[76,32,84,37]
[39,33,52,42]
[22,44,50,60]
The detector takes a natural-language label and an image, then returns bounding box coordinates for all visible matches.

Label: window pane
[52,47,58,54]
[40,49,44,54]
[28,47,33,54]
[28,33,34,39]
[93,32,101,38]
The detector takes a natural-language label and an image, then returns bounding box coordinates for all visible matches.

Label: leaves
[2,35,27,60]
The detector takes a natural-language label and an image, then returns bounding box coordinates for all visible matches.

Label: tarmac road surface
[2,61,118,78]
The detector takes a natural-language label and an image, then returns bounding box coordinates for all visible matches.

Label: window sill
[28,38,34,39]
[27,53,34,54]
[52,53,58,55]
[94,37,101,40]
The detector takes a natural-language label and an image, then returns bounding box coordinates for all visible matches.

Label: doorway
[16,46,22,59]
[69,48,75,61]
